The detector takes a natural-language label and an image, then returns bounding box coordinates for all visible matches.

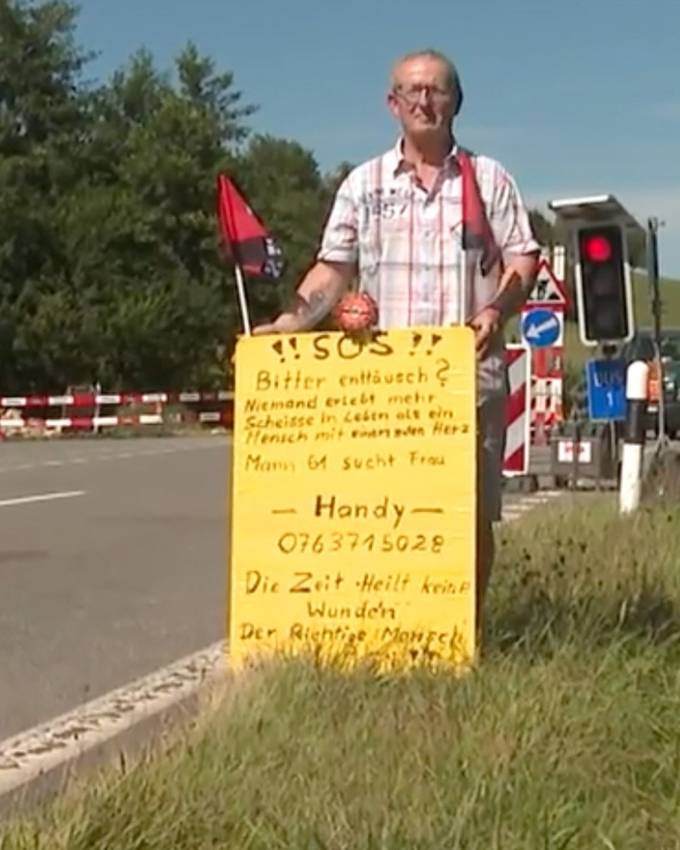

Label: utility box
[550,422,617,485]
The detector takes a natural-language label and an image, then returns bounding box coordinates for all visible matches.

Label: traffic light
[575,223,634,346]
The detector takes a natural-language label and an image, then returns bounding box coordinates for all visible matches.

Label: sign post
[229,327,477,672]
[647,216,668,448]
[521,255,569,446]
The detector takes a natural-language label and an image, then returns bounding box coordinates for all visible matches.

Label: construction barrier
[503,344,532,476]
[531,376,564,433]
[1,350,535,459]
[0,390,235,437]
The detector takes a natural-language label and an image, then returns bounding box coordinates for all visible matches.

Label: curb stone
[0,641,229,817]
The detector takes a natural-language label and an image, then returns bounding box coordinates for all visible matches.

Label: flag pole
[233,261,252,336]
[221,176,253,336]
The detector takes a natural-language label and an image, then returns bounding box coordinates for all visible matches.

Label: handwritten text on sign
[229,327,477,670]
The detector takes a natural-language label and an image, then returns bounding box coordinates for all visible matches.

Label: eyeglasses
[392,84,453,105]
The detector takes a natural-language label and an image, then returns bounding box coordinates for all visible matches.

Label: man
[255,49,540,625]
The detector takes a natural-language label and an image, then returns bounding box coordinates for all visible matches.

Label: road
[0,435,560,742]
[0,437,228,740]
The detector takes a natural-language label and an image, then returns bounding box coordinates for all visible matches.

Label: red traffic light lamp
[582,234,612,263]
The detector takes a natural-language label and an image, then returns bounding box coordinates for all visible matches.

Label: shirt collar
[388,137,460,177]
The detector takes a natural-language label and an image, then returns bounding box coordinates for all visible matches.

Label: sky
[75,0,680,277]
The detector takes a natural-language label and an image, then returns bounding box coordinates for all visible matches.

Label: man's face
[388,56,457,139]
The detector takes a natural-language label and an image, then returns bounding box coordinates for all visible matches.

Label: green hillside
[507,273,680,372]
[631,273,680,328]
[564,273,680,370]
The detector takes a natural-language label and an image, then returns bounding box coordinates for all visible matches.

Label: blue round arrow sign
[521,308,561,348]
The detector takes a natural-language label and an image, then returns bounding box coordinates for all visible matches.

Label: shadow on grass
[487,579,680,657]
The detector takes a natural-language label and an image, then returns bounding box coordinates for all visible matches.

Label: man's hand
[469,306,502,358]
[489,255,540,320]
[253,312,307,335]
[469,254,539,356]
[252,291,331,336]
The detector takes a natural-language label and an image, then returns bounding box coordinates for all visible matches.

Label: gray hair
[391,49,464,114]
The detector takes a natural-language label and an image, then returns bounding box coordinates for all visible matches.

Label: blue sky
[76,0,680,277]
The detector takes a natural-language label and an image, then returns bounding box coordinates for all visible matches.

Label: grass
[3,488,680,849]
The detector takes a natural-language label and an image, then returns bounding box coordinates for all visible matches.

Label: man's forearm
[290,283,344,330]
[253,260,354,335]
[285,262,352,330]
[489,254,539,323]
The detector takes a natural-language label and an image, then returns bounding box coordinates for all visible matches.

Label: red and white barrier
[531,376,563,433]
[503,345,531,476]
[0,389,235,436]
[0,391,233,408]
[0,413,230,431]
[1,361,536,463]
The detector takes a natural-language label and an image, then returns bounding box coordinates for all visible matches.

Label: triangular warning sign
[526,257,569,307]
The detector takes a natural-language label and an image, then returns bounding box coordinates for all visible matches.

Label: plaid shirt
[318,139,539,401]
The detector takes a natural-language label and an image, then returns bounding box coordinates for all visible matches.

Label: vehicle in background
[620,328,680,439]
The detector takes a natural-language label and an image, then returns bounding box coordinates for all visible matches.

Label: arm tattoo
[290,290,334,330]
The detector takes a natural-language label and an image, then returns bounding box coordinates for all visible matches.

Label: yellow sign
[228,326,477,671]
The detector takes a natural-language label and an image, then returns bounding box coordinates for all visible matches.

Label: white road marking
[501,490,565,523]
[0,491,85,508]
[523,492,561,504]
[0,438,228,476]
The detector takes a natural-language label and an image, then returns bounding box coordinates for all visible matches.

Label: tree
[0,1,262,392]
[528,208,553,248]
[0,1,370,392]
[59,43,258,389]
[627,228,647,270]
[232,135,335,328]
[0,0,93,390]
[176,41,255,145]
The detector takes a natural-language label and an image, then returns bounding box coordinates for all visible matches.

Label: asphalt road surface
[0,435,561,742]
[0,437,229,740]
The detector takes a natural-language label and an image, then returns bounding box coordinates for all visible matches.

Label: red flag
[216,174,283,279]
[457,149,501,277]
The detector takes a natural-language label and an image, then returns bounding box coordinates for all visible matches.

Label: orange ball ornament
[332,291,379,333]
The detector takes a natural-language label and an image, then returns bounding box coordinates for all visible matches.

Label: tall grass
[3,493,680,849]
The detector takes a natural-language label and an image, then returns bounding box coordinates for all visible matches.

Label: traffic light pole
[601,342,621,473]
[646,217,667,451]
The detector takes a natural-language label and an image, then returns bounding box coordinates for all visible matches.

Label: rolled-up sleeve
[317,176,359,264]
[489,166,540,255]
